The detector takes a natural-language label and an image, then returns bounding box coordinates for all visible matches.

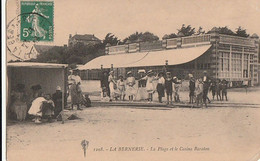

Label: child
[173,76,182,102]
[165,72,173,105]
[83,94,91,107]
[117,75,126,101]
[126,71,136,101]
[100,87,110,102]
[221,79,228,101]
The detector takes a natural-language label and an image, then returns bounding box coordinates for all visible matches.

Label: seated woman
[28,94,55,123]
[10,84,27,121]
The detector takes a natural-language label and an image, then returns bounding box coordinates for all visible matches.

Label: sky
[7,0,260,46]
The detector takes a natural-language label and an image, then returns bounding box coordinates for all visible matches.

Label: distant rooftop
[71,34,101,41]
[34,45,55,54]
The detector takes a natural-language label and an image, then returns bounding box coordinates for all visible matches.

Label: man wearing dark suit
[202,71,211,108]
[100,71,110,97]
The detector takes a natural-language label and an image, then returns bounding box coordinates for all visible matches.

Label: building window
[231,52,242,78]
[250,54,254,63]
[219,52,230,71]
[243,54,249,78]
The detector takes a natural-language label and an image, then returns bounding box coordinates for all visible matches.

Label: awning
[78,45,211,70]
[7,62,68,68]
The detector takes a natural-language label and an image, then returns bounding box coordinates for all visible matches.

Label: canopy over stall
[7,62,68,110]
[78,45,211,70]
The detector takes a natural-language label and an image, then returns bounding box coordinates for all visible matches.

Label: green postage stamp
[20,1,54,42]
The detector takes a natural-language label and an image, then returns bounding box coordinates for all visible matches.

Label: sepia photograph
[2,0,260,160]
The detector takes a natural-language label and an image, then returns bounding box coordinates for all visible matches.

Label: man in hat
[156,72,165,103]
[221,79,228,101]
[165,72,173,105]
[137,70,147,101]
[201,71,211,107]
[100,71,110,98]
[188,74,196,104]
[52,86,63,117]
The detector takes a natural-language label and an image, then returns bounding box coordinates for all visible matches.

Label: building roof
[34,45,55,54]
[71,34,101,41]
[7,62,68,68]
[78,45,211,70]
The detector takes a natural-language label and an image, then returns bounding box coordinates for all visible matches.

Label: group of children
[188,73,229,108]
[210,79,228,101]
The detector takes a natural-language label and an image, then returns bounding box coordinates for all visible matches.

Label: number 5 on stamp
[20,1,54,42]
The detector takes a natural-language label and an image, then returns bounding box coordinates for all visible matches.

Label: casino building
[79,28,259,87]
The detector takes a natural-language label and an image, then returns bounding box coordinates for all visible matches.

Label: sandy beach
[6,102,260,161]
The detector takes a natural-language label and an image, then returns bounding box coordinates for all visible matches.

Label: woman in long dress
[70,80,83,110]
[140,70,156,102]
[136,70,147,101]
[125,71,136,101]
[108,71,117,101]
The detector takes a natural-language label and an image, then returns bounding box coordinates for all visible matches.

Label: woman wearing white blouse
[108,71,117,101]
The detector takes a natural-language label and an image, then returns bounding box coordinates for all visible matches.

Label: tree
[123,31,159,43]
[177,24,195,37]
[103,33,121,46]
[235,26,249,37]
[218,26,235,36]
[196,26,205,35]
[67,55,83,64]
[168,33,178,38]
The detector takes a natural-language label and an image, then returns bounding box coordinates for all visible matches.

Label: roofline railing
[106,33,259,55]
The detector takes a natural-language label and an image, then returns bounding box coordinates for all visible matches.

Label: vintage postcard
[3,0,260,161]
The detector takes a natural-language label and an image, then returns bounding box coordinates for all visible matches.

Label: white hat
[147,70,153,74]
[188,74,193,78]
[127,71,132,75]
[109,71,114,74]
[173,76,177,80]
[138,69,146,73]
[56,86,61,90]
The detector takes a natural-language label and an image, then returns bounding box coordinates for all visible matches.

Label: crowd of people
[9,69,230,123]
[9,84,63,123]
[100,70,229,108]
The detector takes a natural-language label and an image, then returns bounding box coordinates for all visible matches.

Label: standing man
[202,71,211,108]
[188,74,196,104]
[100,71,110,99]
